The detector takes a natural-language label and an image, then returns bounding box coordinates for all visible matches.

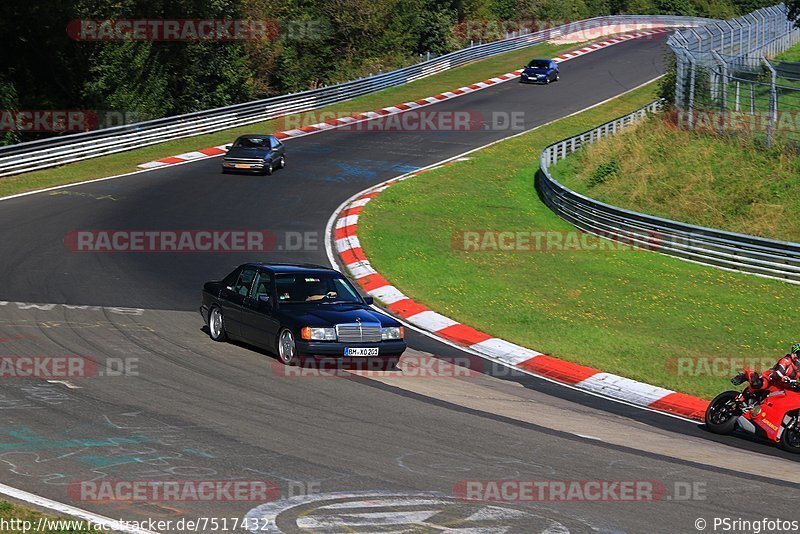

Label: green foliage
[789,0,800,29]
[458,0,494,19]
[658,53,677,107]
[655,0,697,16]
[489,0,517,18]
[0,0,785,145]
[622,0,657,13]
[587,159,620,187]
[0,77,20,145]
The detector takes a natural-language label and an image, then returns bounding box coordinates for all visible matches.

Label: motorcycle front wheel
[705,391,740,434]
[780,416,800,453]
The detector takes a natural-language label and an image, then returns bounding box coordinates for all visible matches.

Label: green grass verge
[775,42,800,63]
[0,500,103,533]
[550,115,800,242]
[358,80,800,401]
[0,40,591,199]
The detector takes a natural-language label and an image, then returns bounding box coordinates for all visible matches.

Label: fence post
[712,51,728,132]
[763,56,777,147]
[688,56,697,130]
[674,46,687,109]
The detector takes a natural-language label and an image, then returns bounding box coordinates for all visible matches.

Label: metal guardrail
[537,100,800,283]
[775,61,800,79]
[0,15,713,177]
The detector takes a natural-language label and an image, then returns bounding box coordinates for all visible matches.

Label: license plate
[235,164,251,169]
[345,347,379,357]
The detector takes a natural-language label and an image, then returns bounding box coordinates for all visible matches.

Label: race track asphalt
[0,33,798,533]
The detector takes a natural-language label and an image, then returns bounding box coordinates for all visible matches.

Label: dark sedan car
[221,134,286,175]
[520,59,559,84]
[200,263,407,369]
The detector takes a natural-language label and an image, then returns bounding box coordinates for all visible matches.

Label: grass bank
[550,114,800,242]
[358,81,800,400]
[0,500,104,533]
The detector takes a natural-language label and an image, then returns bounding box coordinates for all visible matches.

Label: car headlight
[301,327,336,341]
[381,326,404,340]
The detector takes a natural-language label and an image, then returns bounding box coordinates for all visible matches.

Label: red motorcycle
[705,371,800,453]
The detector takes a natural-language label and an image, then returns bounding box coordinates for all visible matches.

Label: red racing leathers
[742,354,800,397]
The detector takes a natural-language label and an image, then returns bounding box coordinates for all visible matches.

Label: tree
[788,0,800,29]
[0,77,20,145]
[654,0,697,16]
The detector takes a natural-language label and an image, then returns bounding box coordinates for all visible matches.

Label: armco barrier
[537,100,800,283]
[0,15,712,177]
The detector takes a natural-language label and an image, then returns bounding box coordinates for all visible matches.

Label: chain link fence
[668,3,800,145]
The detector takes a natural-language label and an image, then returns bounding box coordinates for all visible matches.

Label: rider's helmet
[792,342,800,357]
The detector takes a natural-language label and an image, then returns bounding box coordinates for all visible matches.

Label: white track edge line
[0,482,159,534]
[0,56,676,527]
[323,74,699,424]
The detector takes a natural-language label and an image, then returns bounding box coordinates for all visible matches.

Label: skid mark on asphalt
[48,191,122,201]
[0,301,144,315]
[245,491,600,533]
[320,160,419,182]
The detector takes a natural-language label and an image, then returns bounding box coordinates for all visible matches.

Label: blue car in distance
[520,59,559,84]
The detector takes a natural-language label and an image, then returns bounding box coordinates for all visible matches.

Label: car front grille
[223,158,264,164]
[336,323,382,343]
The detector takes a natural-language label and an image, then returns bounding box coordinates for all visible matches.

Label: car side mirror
[225,145,232,151]
[363,296,374,305]
[258,294,271,306]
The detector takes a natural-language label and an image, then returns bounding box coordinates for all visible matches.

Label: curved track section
[1,34,798,532]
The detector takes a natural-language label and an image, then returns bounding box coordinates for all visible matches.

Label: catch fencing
[668,3,800,145]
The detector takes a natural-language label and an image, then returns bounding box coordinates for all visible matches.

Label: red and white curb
[330,163,709,422]
[138,28,670,170]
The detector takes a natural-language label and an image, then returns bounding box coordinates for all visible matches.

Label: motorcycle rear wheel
[705,391,740,434]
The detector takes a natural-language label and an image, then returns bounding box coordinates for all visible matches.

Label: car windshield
[527,60,550,69]
[234,137,270,148]
[275,273,363,304]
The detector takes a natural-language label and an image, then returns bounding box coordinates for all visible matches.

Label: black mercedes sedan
[221,134,286,175]
[200,263,407,368]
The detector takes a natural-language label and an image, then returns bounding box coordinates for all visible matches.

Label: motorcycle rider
[733,343,800,405]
